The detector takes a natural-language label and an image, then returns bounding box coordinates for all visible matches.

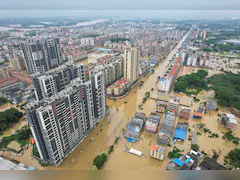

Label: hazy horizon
[0,10,240,20]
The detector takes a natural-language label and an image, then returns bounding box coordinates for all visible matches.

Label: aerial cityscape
[0,10,240,171]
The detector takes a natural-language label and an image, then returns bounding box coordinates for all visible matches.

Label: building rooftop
[180,107,191,112]
[0,156,27,170]
[151,145,158,151]
[174,128,187,141]
[199,157,228,170]
[193,112,204,118]
[229,118,238,124]
[156,100,168,106]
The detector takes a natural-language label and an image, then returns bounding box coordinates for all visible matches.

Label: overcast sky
[0,0,240,19]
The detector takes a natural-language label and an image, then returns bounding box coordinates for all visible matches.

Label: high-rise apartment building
[31,62,85,101]
[25,78,96,166]
[124,47,139,83]
[90,66,107,122]
[21,38,63,74]
[88,55,124,87]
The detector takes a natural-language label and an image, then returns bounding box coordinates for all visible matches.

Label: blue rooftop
[28,166,36,170]
[174,128,187,141]
[173,158,184,167]
[185,158,191,164]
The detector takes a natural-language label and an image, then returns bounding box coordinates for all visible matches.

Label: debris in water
[71,159,75,163]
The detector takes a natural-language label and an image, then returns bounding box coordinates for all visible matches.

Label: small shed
[206,101,218,111]
[193,112,204,119]
[191,131,197,145]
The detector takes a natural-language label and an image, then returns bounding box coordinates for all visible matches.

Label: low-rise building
[63,51,88,62]
[0,69,9,79]
[125,112,146,142]
[156,112,175,145]
[193,112,204,119]
[155,100,168,113]
[173,122,188,141]
[168,155,194,170]
[179,107,191,120]
[221,114,238,130]
[166,97,180,115]
[138,60,150,76]
[145,113,160,133]
[0,155,35,170]
[206,101,218,111]
[197,104,204,113]
[0,81,28,104]
[10,56,26,71]
[150,145,166,160]
[104,41,127,50]
[198,157,227,170]
[107,78,130,96]
[158,57,182,93]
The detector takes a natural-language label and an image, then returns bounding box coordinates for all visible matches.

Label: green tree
[145,92,150,98]
[108,145,114,154]
[202,47,212,52]
[92,165,98,170]
[93,153,108,169]
[225,148,240,168]
[191,144,199,151]
[0,108,23,133]
[174,79,188,92]
[114,136,120,145]
[196,70,208,79]
[0,97,8,106]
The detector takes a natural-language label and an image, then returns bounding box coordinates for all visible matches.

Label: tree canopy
[0,125,31,149]
[93,153,108,169]
[110,38,130,43]
[0,97,8,106]
[174,70,208,94]
[208,72,240,110]
[225,148,240,168]
[191,144,200,151]
[0,108,23,133]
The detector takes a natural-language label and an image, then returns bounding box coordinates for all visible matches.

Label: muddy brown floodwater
[0,103,27,138]
[8,30,239,170]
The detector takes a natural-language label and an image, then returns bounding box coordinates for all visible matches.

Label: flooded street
[6,28,239,170]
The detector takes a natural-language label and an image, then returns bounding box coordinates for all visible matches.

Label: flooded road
[12,28,239,170]
[25,29,189,170]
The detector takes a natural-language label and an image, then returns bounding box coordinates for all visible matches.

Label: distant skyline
[0,10,240,20]
[1,0,240,10]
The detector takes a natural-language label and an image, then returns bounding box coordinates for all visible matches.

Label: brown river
[1,30,239,170]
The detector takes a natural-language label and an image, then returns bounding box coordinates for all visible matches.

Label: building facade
[124,47,139,83]
[10,56,26,71]
[21,38,63,74]
[150,144,166,160]
[31,62,85,101]
[179,107,191,120]
[90,66,107,122]
[25,79,97,167]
